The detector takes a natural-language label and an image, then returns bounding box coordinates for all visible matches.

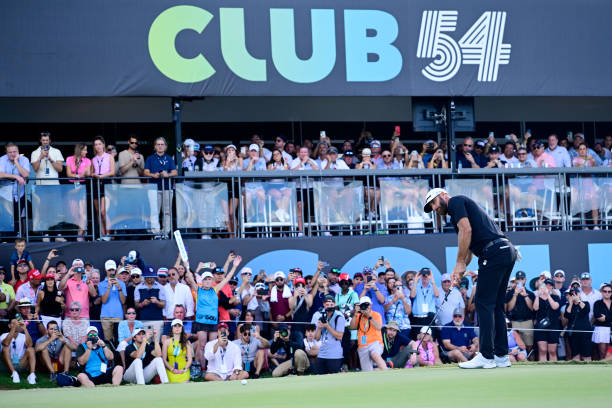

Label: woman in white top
[91,136,115,239]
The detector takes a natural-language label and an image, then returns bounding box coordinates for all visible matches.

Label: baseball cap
[328,146,338,154]
[193,143,200,152]
[171,319,183,327]
[339,273,350,282]
[419,267,431,275]
[28,269,42,280]
[183,138,195,148]
[441,273,451,282]
[385,321,400,331]
[241,267,253,275]
[157,267,169,277]
[344,150,355,157]
[476,140,486,148]
[130,267,142,276]
[213,267,224,274]
[225,144,237,151]
[87,326,98,334]
[453,307,465,316]
[540,270,551,279]
[544,278,554,286]
[17,297,33,307]
[324,294,335,303]
[354,272,364,279]
[580,272,591,280]
[134,327,146,335]
[201,271,213,280]
[553,269,565,278]
[203,144,214,153]
[294,277,306,286]
[362,148,372,156]
[249,143,260,152]
[104,260,117,271]
[228,278,238,285]
[118,267,129,275]
[72,258,84,267]
[44,273,56,280]
[254,282,266,290]
[217,322,229,330]
[359,296,372,305]
[142,266,156,278]
[16,258,28,265]
[423,188,448,213]
[533,140,546,148]
[489,145,500,153]
[274,271,286,280]
[289,267,303,274]
[370,140,381,148]
[515,271,527,279]
[420,326,432,335]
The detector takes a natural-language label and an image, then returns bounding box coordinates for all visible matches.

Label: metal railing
[1,167,611,241]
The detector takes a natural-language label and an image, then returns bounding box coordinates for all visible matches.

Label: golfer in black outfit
[424,188,517,368]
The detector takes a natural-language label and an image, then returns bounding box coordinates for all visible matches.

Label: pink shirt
[64,277,90,318]
[66,156,92,180]
[92,153,111,176]
[534,152,556,168]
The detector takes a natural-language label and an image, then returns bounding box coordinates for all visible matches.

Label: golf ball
[241,379,247,385]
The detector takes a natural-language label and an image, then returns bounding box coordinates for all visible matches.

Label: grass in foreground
[2,364,612,408]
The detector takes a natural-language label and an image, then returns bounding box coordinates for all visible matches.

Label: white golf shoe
[494,355,511,368]
[458,352,496,369]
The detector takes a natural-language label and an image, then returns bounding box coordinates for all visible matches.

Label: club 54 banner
[1,0,611,96]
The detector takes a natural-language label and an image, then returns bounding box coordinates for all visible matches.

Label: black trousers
[475,242,517,359]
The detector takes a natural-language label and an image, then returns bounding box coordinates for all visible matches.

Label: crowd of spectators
[0,130,611,241]
[1,241,611,387]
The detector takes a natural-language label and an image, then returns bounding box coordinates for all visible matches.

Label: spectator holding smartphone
[564,288,592,361]
[99,260,127,341]
[35,320,74,380]
[1,317,36,384]
[123,327,168,385]
[533,279,561,361]
[204,323,247,381]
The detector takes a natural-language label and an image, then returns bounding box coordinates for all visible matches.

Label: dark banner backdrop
[1,231,611,287]
[1,0,612,97]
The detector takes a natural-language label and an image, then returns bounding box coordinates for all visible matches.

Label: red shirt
[270,285,292,322]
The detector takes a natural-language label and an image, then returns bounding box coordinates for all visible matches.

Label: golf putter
[407,286,454,355]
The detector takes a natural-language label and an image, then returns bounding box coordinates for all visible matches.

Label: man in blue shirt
[144,137,177,238]
[0,143,30,232]
[355,270,387,325]
[409,267,439,339]
[98,260,127,342]
[441,308,478,363]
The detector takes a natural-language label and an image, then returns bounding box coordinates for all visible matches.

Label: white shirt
[241,286,258,311]
[500,154,519,166]
[435,288,465,326]
[204,339,242,378]
[163,282,194,319]
[31,146,64,185]
[580,288,602,322]
[0,333,26,360]
[545,146,572,168]
[304,337,322,351]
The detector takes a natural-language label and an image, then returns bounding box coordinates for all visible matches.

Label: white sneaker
[323,231,332,237]
[494,355,511,368]
[458,352,496,369]
[297,232,304,237]
[27,373,36,384]
[200,235,212,239]
[11,371,20,383]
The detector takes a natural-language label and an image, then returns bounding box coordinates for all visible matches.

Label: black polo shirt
[505,289,535,321]
[447,195,505,257]
[125,342,156,368]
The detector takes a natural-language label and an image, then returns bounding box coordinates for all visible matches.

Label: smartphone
[366,275,373,283]
[110,273,116,280]
[379,256,384,263]
[516,281,523,288]
[240,146,247,155]
[526,129,531,135]
[505,134,512,141]
[394,125,401,135]
[320,131,326,139]
[53,248,63,256]
[489,131,495,138]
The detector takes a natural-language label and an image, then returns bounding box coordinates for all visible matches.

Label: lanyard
[171,339,181,357]
[219,346,226,364]
[95,156,105,175]
[157,155,168,169]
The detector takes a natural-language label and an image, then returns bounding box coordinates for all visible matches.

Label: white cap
[274,271,286,280]
[133,327,146,335]
[249,143,260,152]
[201,271,214,280]
[241,267,253,275]
[423,188,448,213]
[540,270,551,279]
[183,138,195,147]
[359,296,372,305]
[441,273,451,282]
[87,326,98,334]
[420,326,432,335]
[553,269,565,278]
[362,148,372,156]
[72,258,84,267]
[225,144,237,151]
[171,319,183,327]
[130,267,142,276]
[104,260,117,271]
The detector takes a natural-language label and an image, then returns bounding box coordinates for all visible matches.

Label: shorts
[86,370,114,385]
[511,320,534,347]
[591,326,611,344]
[534,328,560,344]
[193,322,217,333]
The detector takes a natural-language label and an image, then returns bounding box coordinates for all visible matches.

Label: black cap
[533,140,546,148]
[214,267,224,274]
[419,267,431,275]
[324,294,335,302]
[277,324,289,332]
[544,278,554,286]
[344,150,355,157]
[203,144,214,152]
[515,271,526,279]
[276,134,287,142]
[229,278,238,285]
[489,145,500,153]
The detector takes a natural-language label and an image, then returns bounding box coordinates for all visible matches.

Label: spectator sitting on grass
[233,323,270,379]
[441,308,478,363]
[116,307,143,366]
[76,326,123,387]
[407,326,441,367]
[123,327,168,385]
[1,317,37,384]
[506,319,527,362]
[270,324,309,377]
[204,323,248,381]
[35,320,75,381]
[162,319,193,383]
[380,320,412,369]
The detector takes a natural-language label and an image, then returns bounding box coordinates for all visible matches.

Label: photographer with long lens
[350,296,387,371]
[76,326,123,387]
[425,188,518,369]
[270,324,309,377]
[310,294,346,374]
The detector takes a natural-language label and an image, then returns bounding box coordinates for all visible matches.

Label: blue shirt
[98,279,127,318]
[411,281,436,316]
[10,250,32,266]
[354,282,388,325]
[144,153,176,190]
[243,157,267,171]
[0,154,30,200]
[117,320,144,343]
[441,323,476,348]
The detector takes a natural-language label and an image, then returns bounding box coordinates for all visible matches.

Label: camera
[319,308,328,324]
[74,266,84,273]
[280,329,289,338]
[89,335,99,344]
[43,145,50,151]
[359,303,369,311]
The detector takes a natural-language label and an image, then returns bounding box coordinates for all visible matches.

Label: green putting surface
[4,364,611,408]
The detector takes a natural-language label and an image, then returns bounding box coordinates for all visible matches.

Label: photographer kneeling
[123,327,168,385]
[310,295,346,374]
[270,324,309,376]
[76,326,123,387]
[350,296,387,371]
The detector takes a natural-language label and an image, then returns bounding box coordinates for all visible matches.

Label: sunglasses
[70,308,81,311]
[453,314,463,318]
[129,141,138,145]
[382,154,391,158]
[276,278,284,282]
[204,151,214,154]
[126,311,136,315]
[602,290,612,293]
[243,332,251,336]
[295,284,305,288]
[463,144,473,147]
